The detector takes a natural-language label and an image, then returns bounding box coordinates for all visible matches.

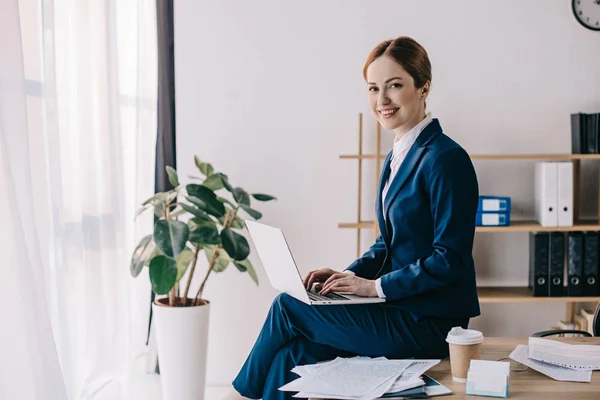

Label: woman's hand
[320,273,378,297]
[303,268,337,290]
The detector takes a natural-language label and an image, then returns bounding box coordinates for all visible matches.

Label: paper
[466,360,510,398]
[280,357,409,400]
[528,337,600,370]
[509,344,592,382]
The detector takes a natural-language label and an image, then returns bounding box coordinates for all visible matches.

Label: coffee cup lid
[445,326,484,345]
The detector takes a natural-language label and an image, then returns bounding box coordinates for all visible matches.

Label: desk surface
[309,337,600,400]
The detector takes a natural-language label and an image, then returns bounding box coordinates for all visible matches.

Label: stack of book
[476,196,511,226]
[571,112,600,154]
[553,308,596,337]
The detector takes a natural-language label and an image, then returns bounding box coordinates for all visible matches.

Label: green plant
[130,156,276,306]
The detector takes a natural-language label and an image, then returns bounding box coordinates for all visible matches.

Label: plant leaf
[230,216,245,229]
[153,219,190,257]
[205,246,230,273]
[175,249,194,282]
[190,217,215,229]
[130,235,156,277]
[149,256,178,295]
[252,193,277,202]
[216,196,236,207]
[165,166,179,187]
[220,173,234,192]
[194,156,214,176]
[142,192,168,206]
[154,202,165,219]
[233,187,251,206]
[235,258,259,285]
[185,185,225,217]
[240,204,262,220]
[220,228,250,261]
[189,225,221,245]
[180,203,211,220]
[134,204,151,220]
[202,174,224,191]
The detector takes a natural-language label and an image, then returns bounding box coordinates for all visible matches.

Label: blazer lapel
[382,118,443,219]
[376,152,393,240]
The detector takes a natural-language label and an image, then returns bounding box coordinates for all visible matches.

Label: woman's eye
[368,87,378,92]
[390,83,402,89]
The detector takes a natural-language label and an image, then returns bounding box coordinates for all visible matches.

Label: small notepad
[466,360,510,398]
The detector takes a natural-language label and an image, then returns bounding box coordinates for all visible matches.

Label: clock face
[572,0,600,31]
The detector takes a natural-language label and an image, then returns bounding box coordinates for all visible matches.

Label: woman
[225,36,480,400]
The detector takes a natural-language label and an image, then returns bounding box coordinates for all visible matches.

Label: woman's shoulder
[422,132,470,164]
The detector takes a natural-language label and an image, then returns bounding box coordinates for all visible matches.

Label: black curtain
[147,0,177,347]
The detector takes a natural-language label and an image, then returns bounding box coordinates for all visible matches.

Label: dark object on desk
[583,232,600,296]
[548,232,565,297]
[532,303,600,338]
[529,232,549,297]
[567,232,583,297]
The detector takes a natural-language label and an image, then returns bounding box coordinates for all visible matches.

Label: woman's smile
[379,107,400,118]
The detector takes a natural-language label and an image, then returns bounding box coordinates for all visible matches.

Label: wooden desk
[309,337,600,400]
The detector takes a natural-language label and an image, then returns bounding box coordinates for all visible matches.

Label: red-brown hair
[363,36,432,90]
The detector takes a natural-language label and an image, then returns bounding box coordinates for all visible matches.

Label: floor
[129,373,230,399]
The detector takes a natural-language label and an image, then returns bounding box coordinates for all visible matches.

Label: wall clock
[572,0,600,31]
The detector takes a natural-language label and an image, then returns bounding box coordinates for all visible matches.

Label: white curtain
[0,0,157,399]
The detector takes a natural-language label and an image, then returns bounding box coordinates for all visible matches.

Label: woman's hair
[363,36,432,93]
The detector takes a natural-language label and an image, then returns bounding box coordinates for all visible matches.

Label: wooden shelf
[476,220,600,232]
[340,153,600,160]
[478,287,600,303]
[340,220,600,232]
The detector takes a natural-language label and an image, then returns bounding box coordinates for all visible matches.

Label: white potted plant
[130,156,275,400]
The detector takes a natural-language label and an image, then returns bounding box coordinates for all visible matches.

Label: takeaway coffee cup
[445,326,484,383]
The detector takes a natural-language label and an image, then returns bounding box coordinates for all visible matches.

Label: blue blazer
[346,118,480,320]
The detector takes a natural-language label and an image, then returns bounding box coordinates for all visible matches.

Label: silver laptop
[244,220,385,305]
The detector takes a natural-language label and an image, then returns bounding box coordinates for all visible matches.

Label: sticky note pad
[466,360,510,398]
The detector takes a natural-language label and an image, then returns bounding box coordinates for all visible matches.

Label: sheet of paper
[509,344,592,382]
[386,359,440,392]
[280,357,409,400]
[528,337,600,370]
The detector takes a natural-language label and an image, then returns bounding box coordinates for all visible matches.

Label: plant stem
[182,243,201,305]
[168,286,175,306]
[194,208,236,305]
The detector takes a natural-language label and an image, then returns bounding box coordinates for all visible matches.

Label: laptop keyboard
[307,290,350,302]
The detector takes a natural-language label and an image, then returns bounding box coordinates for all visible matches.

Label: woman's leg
[232,293,465,398]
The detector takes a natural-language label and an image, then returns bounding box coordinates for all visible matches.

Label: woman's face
[366,56,429,136]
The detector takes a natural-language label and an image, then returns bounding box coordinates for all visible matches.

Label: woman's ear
[421,81,431,99]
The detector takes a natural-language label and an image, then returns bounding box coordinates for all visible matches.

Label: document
[280,357,410,400]
[528,337,600,370]
[509,345,592,382]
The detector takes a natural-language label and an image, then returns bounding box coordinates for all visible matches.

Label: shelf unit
[339,114,600,320]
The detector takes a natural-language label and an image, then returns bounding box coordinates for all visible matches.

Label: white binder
[557,162,574,227]
[535,162,558,227]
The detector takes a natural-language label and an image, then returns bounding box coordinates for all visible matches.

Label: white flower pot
[152,297,210,400]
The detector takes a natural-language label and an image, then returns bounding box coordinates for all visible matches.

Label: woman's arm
[343,234,387,280]
[379,147,479,301]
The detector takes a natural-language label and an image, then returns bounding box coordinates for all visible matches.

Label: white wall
[174,0,600,386]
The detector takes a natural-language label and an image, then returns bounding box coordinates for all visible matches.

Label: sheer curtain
[0,0,157,399]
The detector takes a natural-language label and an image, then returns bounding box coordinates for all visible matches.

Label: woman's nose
[378,90,390,106]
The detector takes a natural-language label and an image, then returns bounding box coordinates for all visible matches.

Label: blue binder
[476,212,510,226]
[477,196,511,213]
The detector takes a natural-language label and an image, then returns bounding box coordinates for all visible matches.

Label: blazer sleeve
[344,234,387,280]
[379,147,478,301]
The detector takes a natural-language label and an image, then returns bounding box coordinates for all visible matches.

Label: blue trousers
[232,293,468,400]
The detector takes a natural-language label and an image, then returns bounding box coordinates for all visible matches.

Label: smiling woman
[225,35,480,400]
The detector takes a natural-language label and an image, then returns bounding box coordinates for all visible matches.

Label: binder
[529,232,549,297]
[567,232,583,296]
[557,162,573,227]
[582,231,599,296]
[548,232,565,297]
[586,113,599,154]
[476,212,510,226]
[477,196,511,213]
[571,113,587,154]
[535,162,558,227]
